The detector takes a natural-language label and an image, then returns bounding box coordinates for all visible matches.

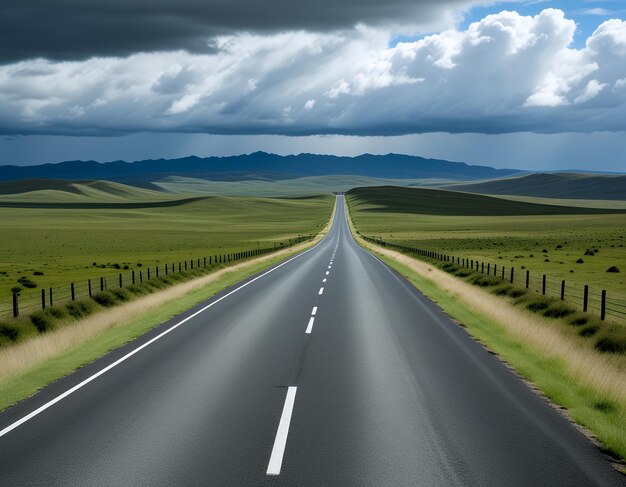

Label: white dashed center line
[323,278,327,283]
[311,306,317,316]
[325,271,329,275]
[266,387,298,476]
[319,287,324,295]
[305,317,315,334]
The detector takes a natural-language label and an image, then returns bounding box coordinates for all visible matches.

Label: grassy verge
[346,204,626,466]
[0,200,336,412]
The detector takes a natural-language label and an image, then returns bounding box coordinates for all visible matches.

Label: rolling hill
[347,186,626,216]
[447,173,626,200]
[0,152,520,183]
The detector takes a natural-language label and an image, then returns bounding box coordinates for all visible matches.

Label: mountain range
[0,152,519,183]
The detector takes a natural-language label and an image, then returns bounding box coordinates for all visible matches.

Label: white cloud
[0,9,625,136]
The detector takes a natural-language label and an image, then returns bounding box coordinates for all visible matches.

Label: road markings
[328,265,331,269]
[0,237,327,440]
[305,317,315,334]
[323,278,327,283]
[319,287,324,295]
[325,271,329,275]
[267,387,298,475]
[311,306,317,316]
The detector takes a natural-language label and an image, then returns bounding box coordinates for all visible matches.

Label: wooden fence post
[50,288,53,306]
[71,282,75,301]
[510,267,514,284]
[41,289,46,310]
[132,270,136,284]
[526,270,530,289]
[542,275,546,295]
[561,280,565,300]
[601,290,606,320]
[119,273,122,288]
[583,285,588,312]
[88,279,92,297]
[140,270,143,283]
[12,292,18,318]
[100,277,104,291]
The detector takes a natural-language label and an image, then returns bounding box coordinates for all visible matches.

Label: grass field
[347,187,626,303]
[0,193,334,315]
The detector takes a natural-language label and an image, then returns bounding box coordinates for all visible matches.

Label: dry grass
[0,210,334,384]
[357,236,626,404]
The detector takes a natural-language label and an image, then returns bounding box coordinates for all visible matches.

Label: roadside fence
[1,236,314,320]
[361,235,626,325]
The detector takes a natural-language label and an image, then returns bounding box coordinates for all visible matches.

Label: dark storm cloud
[0,0,472,62]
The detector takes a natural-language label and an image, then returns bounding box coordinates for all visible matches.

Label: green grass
[0,249,311,411]
[347,187,626,301]
[368,250,626,462]
[0,194,333,315]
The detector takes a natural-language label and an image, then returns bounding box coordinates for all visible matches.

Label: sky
[0,0,625,171]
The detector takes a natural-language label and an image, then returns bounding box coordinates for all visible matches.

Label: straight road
[0,195,623,486]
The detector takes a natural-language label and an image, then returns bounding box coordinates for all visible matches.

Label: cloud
[0,0,480,63]
[0,9,625,136]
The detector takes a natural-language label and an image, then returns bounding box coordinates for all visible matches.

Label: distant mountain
[448,173,626,201]
[0,152,520,183]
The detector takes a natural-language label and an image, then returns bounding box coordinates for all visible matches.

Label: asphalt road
[0,195,623,486]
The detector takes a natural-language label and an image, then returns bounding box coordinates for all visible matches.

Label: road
[0,195,623,486]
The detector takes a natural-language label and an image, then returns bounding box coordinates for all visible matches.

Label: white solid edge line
[311,306,317,316]
[319,287,324,295]
[0,228,329,439]
[267,386,298,475]
[305,317,315,334]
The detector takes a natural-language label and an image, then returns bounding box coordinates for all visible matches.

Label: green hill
[347,186,626,216]
[0,179,172,205]
[447,173,626,200]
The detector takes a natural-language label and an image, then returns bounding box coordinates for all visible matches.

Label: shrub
[30,311,55,332]
[0,324,19,341]
[470,275,501,287]
[110,288,131,302]
[593,401,616,413]
[507,288,527,298]
[65,301,96,319]
[543,303,575,319]
[493,285,511,296]
[10,286,22,295]
[595,337,625,354]
[576,258,584,264]
[606,266,620,273]
[579,325,599,337]
[17,276,37,288]
[568,314,588,326]
[93,291,117,307]
[47,307,66,319]
[526,299,549,313]
[33,271,44,276]
[454,269,472,278]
